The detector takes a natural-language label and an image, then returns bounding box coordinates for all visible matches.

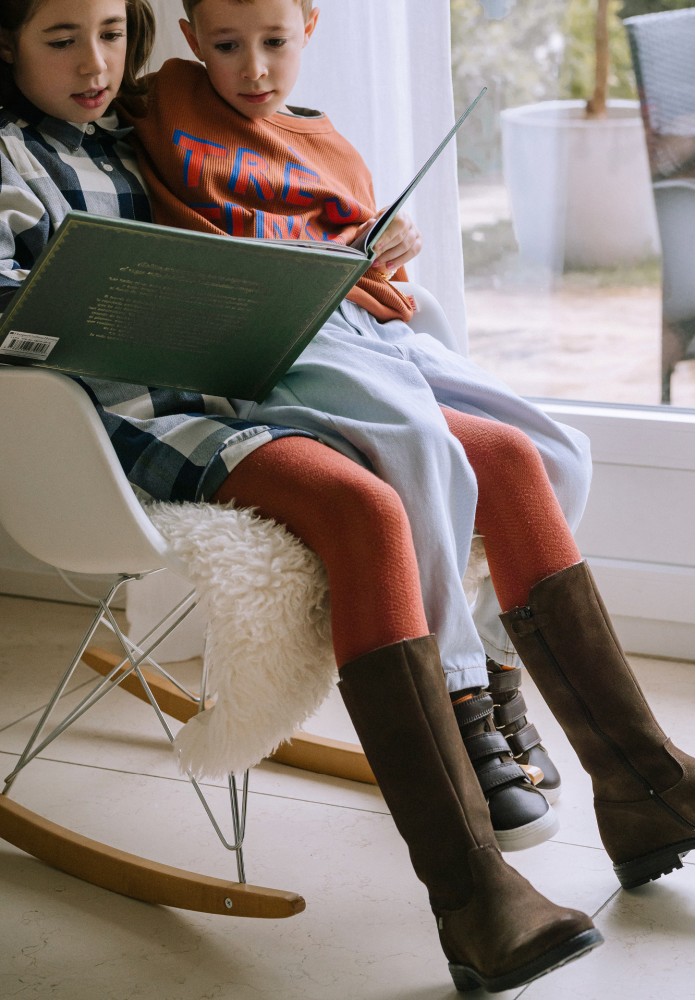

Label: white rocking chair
[0,281,457,918]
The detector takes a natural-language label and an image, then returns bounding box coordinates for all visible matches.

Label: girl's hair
[182,0,314,23]
[0,0,156,106]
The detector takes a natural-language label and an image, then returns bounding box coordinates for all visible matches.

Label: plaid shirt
[0,98,307,502]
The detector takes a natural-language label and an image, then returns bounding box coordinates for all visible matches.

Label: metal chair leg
[1,575,306,917]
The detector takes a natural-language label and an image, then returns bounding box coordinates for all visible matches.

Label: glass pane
[451,0,695,407]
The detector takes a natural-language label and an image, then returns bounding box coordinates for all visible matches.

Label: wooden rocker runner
[0,367,374,919]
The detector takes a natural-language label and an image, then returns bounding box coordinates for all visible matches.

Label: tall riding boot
[338,635,602,993]
[500,561,694,889]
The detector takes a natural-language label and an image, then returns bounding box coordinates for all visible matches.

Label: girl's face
[1,0,128,123]
[180,0,318,120]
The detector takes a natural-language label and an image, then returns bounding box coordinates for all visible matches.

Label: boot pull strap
[504,609,551,636]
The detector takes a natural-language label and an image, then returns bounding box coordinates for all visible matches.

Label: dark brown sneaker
[486,657,562,803]
[453,691,559,851]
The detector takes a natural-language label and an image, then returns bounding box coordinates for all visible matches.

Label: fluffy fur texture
[145,501,490,780]
[146,500,335,779]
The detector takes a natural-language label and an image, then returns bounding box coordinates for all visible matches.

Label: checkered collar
[3,92,133,148]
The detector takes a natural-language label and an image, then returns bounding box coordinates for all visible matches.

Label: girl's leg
[215,433,555,851]
[214,446,602,989]
[440,409,694,887]
[231,314,490,691]
[212,435,428,667]
[383,316,593,670]
[440,408,581,611]
[441,408,577,799]
[337,634,600,992]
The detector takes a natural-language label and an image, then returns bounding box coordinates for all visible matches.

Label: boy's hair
[182,0,314,23]
[0,0,156,105]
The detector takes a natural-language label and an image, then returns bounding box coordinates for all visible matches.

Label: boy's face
[1,0,127,123]
[180,0,318,120]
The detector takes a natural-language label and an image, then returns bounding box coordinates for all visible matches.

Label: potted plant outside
[499,0,661,272]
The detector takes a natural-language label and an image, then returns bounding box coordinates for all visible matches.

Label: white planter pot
[500,99,660,271]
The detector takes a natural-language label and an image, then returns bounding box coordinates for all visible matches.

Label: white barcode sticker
[0,331,59,360]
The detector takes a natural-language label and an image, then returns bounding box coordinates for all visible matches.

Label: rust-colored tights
[213,410,580,667]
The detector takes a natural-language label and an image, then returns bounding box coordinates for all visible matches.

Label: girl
[0,1,691,993]
[0,0,561,849]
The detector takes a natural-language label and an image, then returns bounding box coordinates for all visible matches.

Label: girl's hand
[354,210,423,276]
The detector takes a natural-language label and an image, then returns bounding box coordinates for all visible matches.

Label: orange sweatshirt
[119,59,413,324]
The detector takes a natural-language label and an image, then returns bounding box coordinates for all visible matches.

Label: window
[451,0,694,408]
[450,0,695,658]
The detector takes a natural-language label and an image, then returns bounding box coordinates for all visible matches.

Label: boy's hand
[355,210,423,277]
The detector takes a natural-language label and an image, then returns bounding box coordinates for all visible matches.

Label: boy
[119,0,585,834]
[125,0,421,319]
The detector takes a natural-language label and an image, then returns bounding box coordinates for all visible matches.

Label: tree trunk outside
[587,0,610,116]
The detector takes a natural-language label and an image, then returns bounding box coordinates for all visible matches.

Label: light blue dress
[233,299,592,690]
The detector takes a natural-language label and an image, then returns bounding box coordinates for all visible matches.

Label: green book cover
[0,213,370,402]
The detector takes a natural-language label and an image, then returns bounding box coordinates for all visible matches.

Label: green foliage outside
[559,0,635,102]
[451,0,566,111]
[560,0,692,102]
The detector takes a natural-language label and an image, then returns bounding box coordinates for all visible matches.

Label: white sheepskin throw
[143,501,491,781]
[145,500,336,779]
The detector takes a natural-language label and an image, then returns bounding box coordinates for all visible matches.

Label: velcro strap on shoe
[506,722,542,757]
[463,730,512,763]
[493,691,528,727]
[475,757,529,793]
[452,692,495,727]
[485,665,522,695]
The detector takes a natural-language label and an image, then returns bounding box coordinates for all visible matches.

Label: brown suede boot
[338,635,602,992]
[500,561,694,889]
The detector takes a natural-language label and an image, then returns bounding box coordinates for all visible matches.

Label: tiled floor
[0,594,693,1000]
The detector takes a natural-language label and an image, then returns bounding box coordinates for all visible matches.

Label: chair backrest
[396,280,461,352]
[625,8,695,181]
[0,367,184,577]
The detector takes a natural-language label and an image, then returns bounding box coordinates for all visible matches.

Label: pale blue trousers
[233,301,592,691]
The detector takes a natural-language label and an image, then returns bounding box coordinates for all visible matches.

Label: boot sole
[614,837,694,889]
[494,807,560,852]
[448,927,604,993]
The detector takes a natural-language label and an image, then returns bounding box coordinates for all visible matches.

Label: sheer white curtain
[130,1,467,657]
[147,0,467,338]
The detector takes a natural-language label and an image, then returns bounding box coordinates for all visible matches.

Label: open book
[0,88,486,402]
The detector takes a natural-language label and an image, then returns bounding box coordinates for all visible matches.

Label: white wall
[545,403,694,660]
